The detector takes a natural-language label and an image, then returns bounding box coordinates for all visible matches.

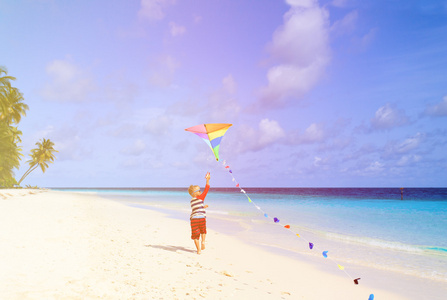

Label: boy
[188,172,210,254]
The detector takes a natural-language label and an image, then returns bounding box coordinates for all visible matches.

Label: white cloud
[425,95,447,116]
[111,123,138,138]
[204,74,241,120]
[31,125,55,143]
[41,59,95,102]
[382,132,425,160]
[258,118,286,147]
[55,135,82,161]
[371,103,409,130]
[120,139,146,156]
[231,119,286,153]
[222,74,237,95]
[101,70,139,106]
[397,154,421,167]
[144,114,172,136]
[303,123,325,142]
[396,133,424,153]
[331,0,349,7]
[358,27,377,50]
[289,122,326,144]
[138,0,175,21]
[365,161,385,173]
[148,54,180,87]
[169,21,186,36]
[286,0,316,8]
[331,10,358,35]
[258,1,330,108]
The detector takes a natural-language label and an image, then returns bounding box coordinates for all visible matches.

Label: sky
[1,0,447,188]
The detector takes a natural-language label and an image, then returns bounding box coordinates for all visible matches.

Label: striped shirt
[190,184,210,220]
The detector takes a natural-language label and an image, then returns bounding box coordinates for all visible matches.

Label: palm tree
[0,67,25,187]
[0,67,15,88]
[17,138,58,186]
[0,86,29,125]
[0,67,15,117]
[0,123,22,187]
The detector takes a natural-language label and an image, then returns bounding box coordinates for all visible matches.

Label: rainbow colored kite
[185,123,232,161]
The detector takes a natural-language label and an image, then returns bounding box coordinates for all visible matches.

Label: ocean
[55,187,447,285]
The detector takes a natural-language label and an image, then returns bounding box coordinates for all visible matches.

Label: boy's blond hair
[188,185,200,197]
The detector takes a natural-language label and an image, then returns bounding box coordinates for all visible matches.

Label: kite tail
[219,159,370,290]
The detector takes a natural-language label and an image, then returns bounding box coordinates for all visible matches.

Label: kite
[185,123,232,161]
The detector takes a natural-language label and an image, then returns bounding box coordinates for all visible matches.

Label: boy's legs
[191,218,207,254]
[201,233,206,250]
[191,218,202,254]
[193,239,201,254]
[200,218,207,250]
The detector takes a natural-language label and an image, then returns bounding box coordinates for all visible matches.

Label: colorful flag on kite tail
[185,123,232,161]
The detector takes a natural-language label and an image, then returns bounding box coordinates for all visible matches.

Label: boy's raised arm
[205,172,210,185]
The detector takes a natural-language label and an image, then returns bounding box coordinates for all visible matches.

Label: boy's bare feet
[201,242,206,250]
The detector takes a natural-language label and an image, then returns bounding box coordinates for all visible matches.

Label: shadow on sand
[145,244,195,253]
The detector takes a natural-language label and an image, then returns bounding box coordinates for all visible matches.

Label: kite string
[221,159,357,283]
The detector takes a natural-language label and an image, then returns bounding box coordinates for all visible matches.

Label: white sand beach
[0,190,435,299]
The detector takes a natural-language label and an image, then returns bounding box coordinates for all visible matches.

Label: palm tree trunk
[17,165,38,186]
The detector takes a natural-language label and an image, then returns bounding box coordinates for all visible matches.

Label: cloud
[396,154,421,167]
[330,9,377,52]
[203,74,241,120]
[257,0,330,108]
[144,114,172,136]
[222,74,237,94]
[169,21,186,36]
[365,161,385,173]
[55,135,83,161]
[357,27,377,50]
[383,132,425,157]
[330,0,349,7]
[257,118,286,147]
[100,71,139,109]
[395,132,425,153]
[148,54,180,87]
[40,59,95,102]
[313,155,330,168]
[342,143,376,162]
[285,0,316,8]
[138,0,175,21]
[424,95,447,116]
[120,139,146,156]
[302,123,325,142]
[231,119,286,153]
[370,103,409,130]
[110,123,138,138]
[288,122,326,144]
[331,10,358,35]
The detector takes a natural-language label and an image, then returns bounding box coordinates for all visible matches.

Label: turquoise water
[56,187,447,283]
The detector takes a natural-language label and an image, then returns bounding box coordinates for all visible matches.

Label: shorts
[190,218,207,240]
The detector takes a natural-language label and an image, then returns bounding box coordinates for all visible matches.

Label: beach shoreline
[0,189,443,299]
